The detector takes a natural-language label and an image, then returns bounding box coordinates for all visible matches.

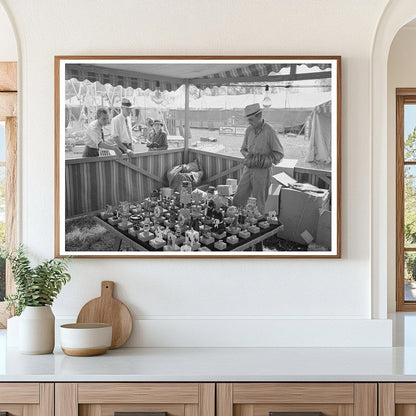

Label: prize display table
[95,215,283,252]
[92,184,282,252]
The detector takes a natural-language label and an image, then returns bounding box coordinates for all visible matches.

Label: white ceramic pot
[60,323,112,356]
[19,306,55,354]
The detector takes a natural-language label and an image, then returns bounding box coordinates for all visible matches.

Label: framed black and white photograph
[55,56,341,258]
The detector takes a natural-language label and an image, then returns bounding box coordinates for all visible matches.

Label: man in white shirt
[111,98,134,155]
[83,108,123,158]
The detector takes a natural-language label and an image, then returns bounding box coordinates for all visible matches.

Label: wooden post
[184,80,190,163]
[5,116,17,297]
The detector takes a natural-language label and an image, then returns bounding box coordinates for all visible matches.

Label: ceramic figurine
[198,246,211,252]
[138,217,155,242]
[100,204,113,219]
[142,198,152,212]
[238,229,251,239]
[200,229,214,245]
[226,235,239,245]
[143,217,151,234]
[267,211,279,224]
[154,226,164,242]
[180,180,192,206]
[186,227,200,250]
[149,225,166,249]
[108,208,121,225]
[191,205,202,218]
[246,197,257,211]
[151,189,160,201]
[180,235,192,251]
[191,188,206,204]
[207,186,215,201]
[154,204,163,222]
[164,232,180,251]
[248,224,260,234]
[258,221,270,229]
[214,239,227,250]
[174,224,185,245]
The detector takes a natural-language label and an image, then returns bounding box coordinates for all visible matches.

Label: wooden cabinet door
[55,383,215,416]
[379,383,416,416]
[217,383,377,416]
[0,383,53,416]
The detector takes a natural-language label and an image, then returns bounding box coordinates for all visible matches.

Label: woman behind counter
[146,119,168,151]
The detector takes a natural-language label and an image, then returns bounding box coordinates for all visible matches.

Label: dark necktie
[125,118,132,141]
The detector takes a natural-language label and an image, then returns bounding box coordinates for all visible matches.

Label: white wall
[387,26,416,312]
[0,3,16,61]
[0,0,394,347]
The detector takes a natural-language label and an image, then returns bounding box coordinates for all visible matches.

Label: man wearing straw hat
[233,103,284,213]
[111,98,134,155]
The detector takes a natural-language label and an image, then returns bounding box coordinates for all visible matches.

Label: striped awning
[202,63,330,79]
[65,62,332,92]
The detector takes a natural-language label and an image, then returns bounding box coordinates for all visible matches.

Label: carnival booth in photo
[63,62,334,252]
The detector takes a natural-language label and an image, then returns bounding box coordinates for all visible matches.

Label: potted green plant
[4,246,71,354]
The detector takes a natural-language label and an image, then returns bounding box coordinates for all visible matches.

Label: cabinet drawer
[0,383,53,415]
[218,383,376,416]
[379,383,416,415]
[56,383,215,416]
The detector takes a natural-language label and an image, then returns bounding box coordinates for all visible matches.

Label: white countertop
[3,313,416,382]
[2,345,416,382]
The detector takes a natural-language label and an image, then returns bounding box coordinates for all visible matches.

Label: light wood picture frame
[55,56,341,258]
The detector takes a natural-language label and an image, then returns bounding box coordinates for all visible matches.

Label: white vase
[19,306,55,354]
[6,315,20,347]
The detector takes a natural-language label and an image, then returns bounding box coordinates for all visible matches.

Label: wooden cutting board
[76,281,133,349]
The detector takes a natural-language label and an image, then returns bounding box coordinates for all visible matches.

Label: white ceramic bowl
[60,323,112,356]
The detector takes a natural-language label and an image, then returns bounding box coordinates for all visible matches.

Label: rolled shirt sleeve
[268,127,284,165]
[240,131,249,157]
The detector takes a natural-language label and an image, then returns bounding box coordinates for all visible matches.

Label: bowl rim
[61,323,112,330]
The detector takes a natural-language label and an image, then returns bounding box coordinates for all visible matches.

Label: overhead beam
[191,71,332,85]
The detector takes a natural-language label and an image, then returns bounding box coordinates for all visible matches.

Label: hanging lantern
[262,85,272,108]
[151,81,164,105]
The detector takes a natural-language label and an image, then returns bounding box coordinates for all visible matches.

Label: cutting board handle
[101,281,115,298]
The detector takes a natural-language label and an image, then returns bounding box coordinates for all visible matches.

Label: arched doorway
[371,1,416,318]
[0,0,18,327]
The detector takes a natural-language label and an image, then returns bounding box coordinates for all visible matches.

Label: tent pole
[184,80,190,163]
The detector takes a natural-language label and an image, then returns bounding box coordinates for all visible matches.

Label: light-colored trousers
[233,167,271,213]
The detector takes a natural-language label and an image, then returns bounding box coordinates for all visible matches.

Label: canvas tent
[305,100,332,164]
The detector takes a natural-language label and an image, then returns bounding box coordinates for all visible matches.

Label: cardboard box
[265,184,282,214]
[272,158,298,178]
[316,209,332,250]
[277,187,330,245]
[271,172,297,188]
[266,171,297,215]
